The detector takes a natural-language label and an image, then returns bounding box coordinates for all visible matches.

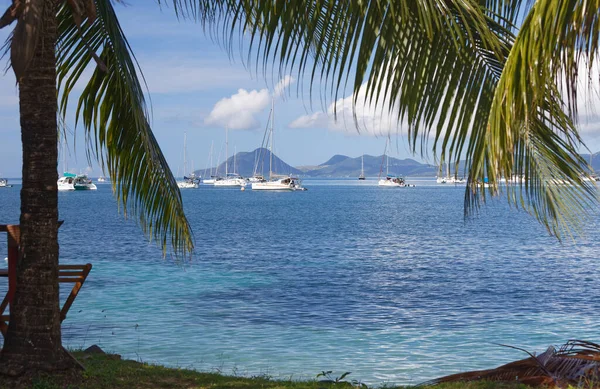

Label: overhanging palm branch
[474,0,600,237]
[422,340,600,387]
[56,0,193,256]
[163,0,597,237]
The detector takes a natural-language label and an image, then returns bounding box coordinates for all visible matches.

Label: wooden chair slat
[0,263,92,336]
[58,265,89,270]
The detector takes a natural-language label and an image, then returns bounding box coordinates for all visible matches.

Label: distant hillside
[319,154,350,167]
[194,148,302,178]
[194,150,600,179]
[305,155,438,177]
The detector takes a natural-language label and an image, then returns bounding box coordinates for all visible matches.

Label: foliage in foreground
[20,351,535,389]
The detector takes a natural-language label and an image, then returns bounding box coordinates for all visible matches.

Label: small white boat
[97,176,106,182]
[58,173,76,191]
[74,174,97,190]
[58,173,97,191]
[377,141,413,187]
[437,176,466,184]
[252,176,306,191]
[177,176,199,189]
[378,175,406,187]
[0,178,12,188]
[247,175,266,183]
[214,173,247,187]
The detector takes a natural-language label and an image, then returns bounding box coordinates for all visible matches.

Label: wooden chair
[0,263,93,336]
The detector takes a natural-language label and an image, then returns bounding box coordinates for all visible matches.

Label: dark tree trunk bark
[0,0,76,377]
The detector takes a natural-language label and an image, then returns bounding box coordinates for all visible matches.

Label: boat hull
[214,178,247,187]
[74,183,97,190]
[378,179,404,187]
[177,181,199,189]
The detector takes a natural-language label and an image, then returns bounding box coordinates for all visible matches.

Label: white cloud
[205,76,296,130]
[289,112,328,128]
[274,75,295,98]
[205,88,271,130]
[289,82,405,136]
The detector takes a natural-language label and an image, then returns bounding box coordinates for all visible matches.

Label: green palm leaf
[56,1,193,256]
[479,0,600,236]
[164,0,597,237]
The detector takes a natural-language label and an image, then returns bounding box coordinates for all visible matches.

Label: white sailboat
[252,99,306,191]
[202,141,217,184]
[378,140,408,187]
[177,132,199,189]
[358,155,366,180]
[214,127,247,187]
[436,161,465,184]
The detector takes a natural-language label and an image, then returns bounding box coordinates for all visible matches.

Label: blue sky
[1,1,600,178]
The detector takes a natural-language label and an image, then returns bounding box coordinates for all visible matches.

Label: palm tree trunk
[0,0,75,376]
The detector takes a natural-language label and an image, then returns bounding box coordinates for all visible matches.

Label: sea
[0,178,598,386]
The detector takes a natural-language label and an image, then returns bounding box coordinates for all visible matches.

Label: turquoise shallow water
[0,179,599,386]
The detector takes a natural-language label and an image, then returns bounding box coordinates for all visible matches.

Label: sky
[2,1,600,178]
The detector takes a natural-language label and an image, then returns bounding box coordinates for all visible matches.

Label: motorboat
[58,173,76,191]
[73,174,97,190]
[57,173,96,191]
[0,178,12,188]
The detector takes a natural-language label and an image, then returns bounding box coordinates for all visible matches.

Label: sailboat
[0,178,12,188]
[358,155,366,180]
[202,141,217,184]
[436,161,465,184]
[177,132,199,189]
[252,99,306,191]
[214,127,247,187]
[378,140,408,187]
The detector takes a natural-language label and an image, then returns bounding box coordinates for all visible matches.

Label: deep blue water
[0,179,599,385]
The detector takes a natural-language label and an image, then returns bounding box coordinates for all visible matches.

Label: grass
[24,351,534,389]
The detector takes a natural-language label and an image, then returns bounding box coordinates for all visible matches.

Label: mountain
[319,154,350,167]
[194,150,600,179]
[304,155,438,177]
[194,148,303,178]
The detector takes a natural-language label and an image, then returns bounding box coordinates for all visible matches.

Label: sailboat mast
[386,155,389,176]
[183,131,187,176]
[62,141,67,173]
[269,99,274,180]
[234,146,236,174]
[210,141,214,176]
[225,126,229,176]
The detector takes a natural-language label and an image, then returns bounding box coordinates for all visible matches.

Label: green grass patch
[27,352,534,389]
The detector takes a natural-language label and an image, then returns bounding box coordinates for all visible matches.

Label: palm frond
[476,0,600,237]
[160,1,598,237]
[56,1,193,256]
[421,340,600,387]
